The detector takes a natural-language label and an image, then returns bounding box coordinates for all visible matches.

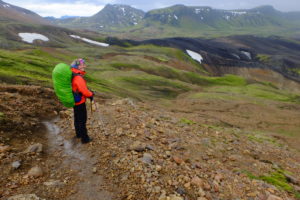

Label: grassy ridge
[0,43,299,103]
[190,83,299,103]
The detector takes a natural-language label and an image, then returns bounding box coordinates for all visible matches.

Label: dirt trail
[0,85,115,200]
[44,119,113,200]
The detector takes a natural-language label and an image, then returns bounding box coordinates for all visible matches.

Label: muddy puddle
[43,119,112,200]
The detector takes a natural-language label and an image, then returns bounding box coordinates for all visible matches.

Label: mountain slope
[51,4,145,31]
[0,0,49,24]
[48,4,300,39]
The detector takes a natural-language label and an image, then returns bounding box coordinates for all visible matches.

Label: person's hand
[89,92,94,102]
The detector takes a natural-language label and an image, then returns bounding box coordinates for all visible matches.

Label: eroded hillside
[0,85,300,200]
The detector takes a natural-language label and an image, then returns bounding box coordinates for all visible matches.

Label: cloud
[17,2,105,17]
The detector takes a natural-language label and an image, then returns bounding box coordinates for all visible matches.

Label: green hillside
[1,39,299,103]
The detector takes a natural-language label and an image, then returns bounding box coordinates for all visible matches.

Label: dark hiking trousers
[73,103,90,143]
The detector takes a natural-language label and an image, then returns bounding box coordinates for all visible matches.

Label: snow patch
[201,17,204,20]
[133,22,138,25]
[186,50,203,63]
[231,53,240,59]
[18,33,49,43]
[224,15,230,20]
[229,11,247,16]
[174,15,178,20]
[195,9,201,14]
[241,51,252,59]
[70,35,109,47]
[3,4,10,8]
[120,7,126,15]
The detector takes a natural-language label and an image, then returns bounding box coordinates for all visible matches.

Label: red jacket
[71,68,93,105]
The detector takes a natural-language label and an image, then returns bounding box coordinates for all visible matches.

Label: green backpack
[52,63,75,108]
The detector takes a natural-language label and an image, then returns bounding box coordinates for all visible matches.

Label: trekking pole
[93,100,109,136]
[90,99,93,114]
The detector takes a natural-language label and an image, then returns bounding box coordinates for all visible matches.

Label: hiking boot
[81,137,92,144]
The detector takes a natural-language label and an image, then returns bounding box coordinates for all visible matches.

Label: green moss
[291,68,300,76]
[117,75,191,99]
[0,112,4,120]
[247,135,266,143]
[244,171,259,180]
[260,171,293,192]
[256,54,271,63]
[179,118,196,125]
[200,124,224,131]
[196,83,300,103]
[244,169,300,198]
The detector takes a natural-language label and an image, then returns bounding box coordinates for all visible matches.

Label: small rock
[228,155,240,161]
[92,167,97,173]
[146,144,155,151]
[8,194,45,200]
[25,143,43,153]
[154,186,161,193]
[201,138,211,146]
[247,192,257,197]
[158,190,167,200]
[0,145,10,153]
[184,182,191,188]
[176,187,186,195]
[214,173,223,183]
[155,165,162,172]
[28,166,43,177]
[169,194,184,200]
[284,173,299,185]
[43,180,64,187]
[197,197,208,200]
[141,153,153,165]
[173,156,184,165]
[203,182,211,190]
[191,176,203,188]
[213,181,220,192]
[12,161,21,169]
[267,194,283,200]
[294,185,300,192]
[130,141,146,152]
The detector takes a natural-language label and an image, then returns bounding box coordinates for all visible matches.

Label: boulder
[284,173,299,185]
[28,166,43,177]
[141,153,153,165]
[130,141,146,152]
[12,161,21,169]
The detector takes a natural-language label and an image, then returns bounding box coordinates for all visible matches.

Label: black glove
[89,91,94,101]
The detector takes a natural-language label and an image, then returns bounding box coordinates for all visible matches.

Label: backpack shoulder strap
[72,72,83,80]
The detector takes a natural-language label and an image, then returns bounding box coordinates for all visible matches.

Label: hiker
[71,58,94,144]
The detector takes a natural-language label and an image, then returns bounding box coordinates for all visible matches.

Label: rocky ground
[0,85,300,200]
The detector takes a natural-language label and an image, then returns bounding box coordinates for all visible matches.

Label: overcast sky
[3,0,300,18]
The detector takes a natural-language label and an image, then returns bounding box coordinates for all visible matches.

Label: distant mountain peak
[251,5,278,13]
[0,0,49,24]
